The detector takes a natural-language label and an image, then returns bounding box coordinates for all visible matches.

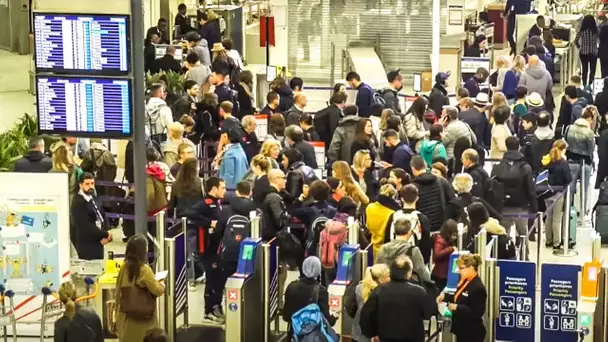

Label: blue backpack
[291,285,338,342]
[502,69,520,98]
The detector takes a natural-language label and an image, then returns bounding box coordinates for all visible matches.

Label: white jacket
[145,97,173,136]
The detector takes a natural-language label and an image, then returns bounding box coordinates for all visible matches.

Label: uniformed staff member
[504,0,530,55]
[193,176,226,323]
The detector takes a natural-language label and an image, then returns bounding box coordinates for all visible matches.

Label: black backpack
[484,177,505,213]
[313,108,330,142]
[491,159,527,209]
[221,214,251,263]
[305,216,329,257]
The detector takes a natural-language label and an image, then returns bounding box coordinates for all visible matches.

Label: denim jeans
[569,163,592,216]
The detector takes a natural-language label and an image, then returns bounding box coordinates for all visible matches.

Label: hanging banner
[495,260,536,341]
[540,263,581,341]
[259,15,275,47]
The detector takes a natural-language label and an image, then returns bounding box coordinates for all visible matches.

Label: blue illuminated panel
[36,77,132,137]
[34,14,129,74]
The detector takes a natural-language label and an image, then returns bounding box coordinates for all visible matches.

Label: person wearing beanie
[359,256,435,341]
[283,256,337,339]
[429,71,451,116]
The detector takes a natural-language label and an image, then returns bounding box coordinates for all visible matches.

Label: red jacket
[431,234,455,280]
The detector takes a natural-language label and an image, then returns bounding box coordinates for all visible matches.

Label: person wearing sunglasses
[437,253,487,342]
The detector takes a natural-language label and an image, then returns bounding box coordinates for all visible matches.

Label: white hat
[473,92,489,106]
[526,92,544,107]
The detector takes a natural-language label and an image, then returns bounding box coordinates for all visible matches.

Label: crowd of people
[10,6,608,342]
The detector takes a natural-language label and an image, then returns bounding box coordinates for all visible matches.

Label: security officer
[504,0,530,55]
[193,176,226,323]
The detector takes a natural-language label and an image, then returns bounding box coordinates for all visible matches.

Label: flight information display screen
[33,13,130,74]
[36,77,132,137]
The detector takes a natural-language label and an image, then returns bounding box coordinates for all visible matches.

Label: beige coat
[490,124,511,159]
[114,263,165,342]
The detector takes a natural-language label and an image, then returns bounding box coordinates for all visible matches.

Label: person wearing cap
[518,55,553,101]
[460,93,490,149]
[380,70,404,114]
[198,9,222,56]
[429,72,451,117]
[211,42,237,76]
[283,256,337,338]
[464,67,489,98]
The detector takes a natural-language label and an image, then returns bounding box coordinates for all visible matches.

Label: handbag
[119,284,156,320]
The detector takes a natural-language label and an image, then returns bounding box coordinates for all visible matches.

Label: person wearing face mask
[431,219,458,290]
[379,70,404,114]
[70,173,112,260]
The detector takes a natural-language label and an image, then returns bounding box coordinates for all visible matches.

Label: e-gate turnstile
[225,238,265,341]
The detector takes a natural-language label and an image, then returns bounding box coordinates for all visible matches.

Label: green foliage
[145,70,185,94]
[0,113,38,171]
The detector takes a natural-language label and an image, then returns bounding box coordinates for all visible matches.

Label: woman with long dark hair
[235,70,255,117]
[576,15,599,86]
[170,158,204,283]
[115,234,165,342]
[350,118,378,162]
[404,97,429,151]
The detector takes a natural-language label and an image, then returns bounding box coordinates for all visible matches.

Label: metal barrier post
[555,178,578,256]
[485,258,497,342]
[251,211,260,239]
[476,230,487,286]
[156,210,167,272]
[181,217,189,327]
[348,216,358,245]
[156,210,167,333]
[581,160,586,222]
[457,223,464,251]
[592,231,602,261]
[165,237,177,342]
[536,212,543,287]
[263,242,271,342]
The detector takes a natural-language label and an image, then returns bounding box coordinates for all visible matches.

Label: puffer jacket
[442,120,476,159]
[13,150,52,173]
[376,238,432,283]
[565,118,595,165]
[365,195,401,257]
[570,97,589,123]
[145,97,173,137]
[428,83,450,116]
[523,126,555,173]
[413,172,455,232]
[328,116,362,164]
[518,65,553,100]
[431,233,455,281]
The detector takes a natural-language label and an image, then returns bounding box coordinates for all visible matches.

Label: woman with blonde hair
[345,263,390,342]
[54,282,103,341]
[493,55,510,93]
[541,139,572,248]
[50,143,81,203]
[502,55,526,101]
[351,150,377,201]
[259,139,282,169]
[489,91,508,125]
[332,160,369,206]
[250,154,275,208]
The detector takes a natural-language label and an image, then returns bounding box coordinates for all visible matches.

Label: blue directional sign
[235,238,261,277]
[444,251,465,294]
[334,244,359,284]
[495,260,536,341]
[541,263,581,341]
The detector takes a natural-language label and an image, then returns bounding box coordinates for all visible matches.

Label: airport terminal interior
[3,0,608,341]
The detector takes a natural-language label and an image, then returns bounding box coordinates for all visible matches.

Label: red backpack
[319,220,348,268]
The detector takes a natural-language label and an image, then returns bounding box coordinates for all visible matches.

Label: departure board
[33,14,130,74]
[36,77,132,137]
